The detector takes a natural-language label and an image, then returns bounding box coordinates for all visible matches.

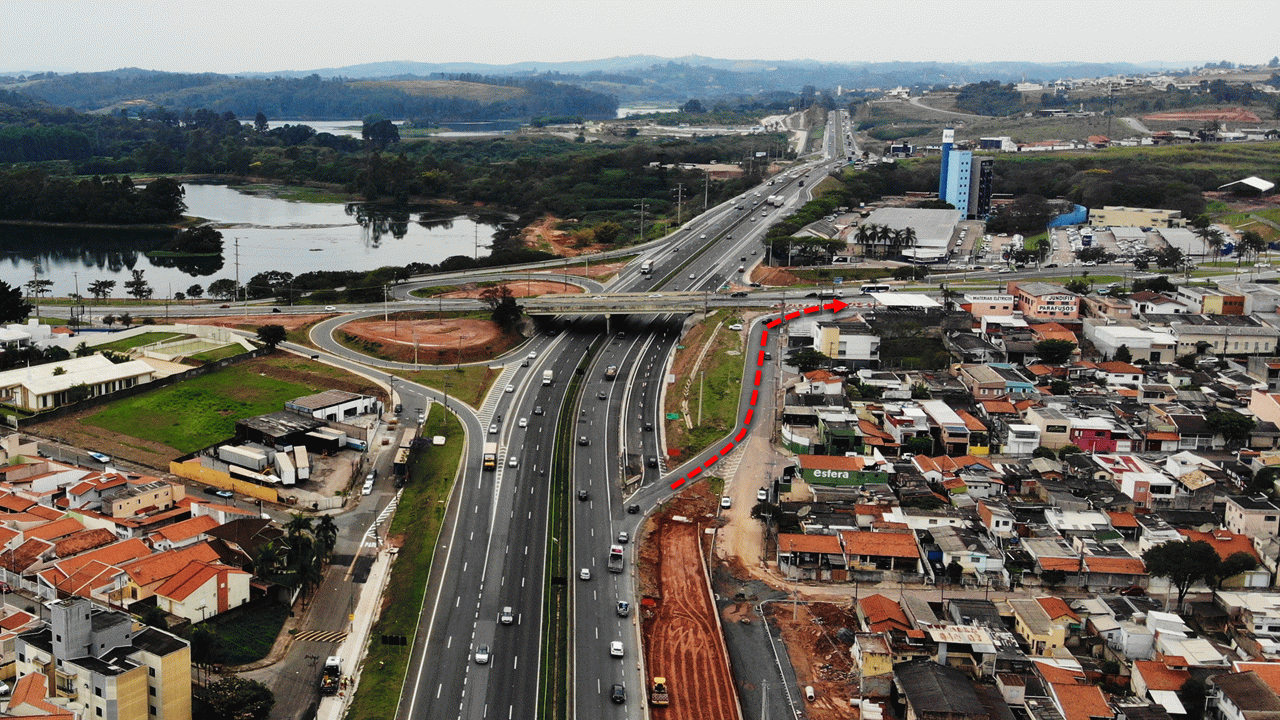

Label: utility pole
[234,237,242,315]
[703,169,710,210]
[383,284,389,322]
[698,371,704,425]
[676,183,684,225]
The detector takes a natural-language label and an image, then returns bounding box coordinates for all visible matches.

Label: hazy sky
[3,0,1278,74]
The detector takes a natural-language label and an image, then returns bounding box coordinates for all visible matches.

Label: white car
[757,488,769,502]
[86,451,111,464]
[505,384,515,393]
[518,417,528,428]
[508,456,518,468]
[474,644,490,664]
[610,641,624,657]
[579,568,591,581]
[324,305,337,311]
[720,496,732,509]
[728,323,743,331]
[528,351,537,359]
[362,480,374,496]
[489,424,498,434]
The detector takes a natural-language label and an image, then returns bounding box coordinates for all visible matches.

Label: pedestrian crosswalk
[294,630,348,643]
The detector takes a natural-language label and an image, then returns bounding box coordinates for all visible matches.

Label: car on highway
[617,531,629,544]
[611,684,626,703]
[518,417,528,428]
[579,568,591,581]
[578,436,589,446]
[647,456,658,467]
[757,488,769,502]
[616,600,631,617]
[648,293,662,298]
[500,607,514,625]
[730,291,747,297]
[643,421,653,431]
[610,641,624,657]
[508,456,518,468]
[528,351,537,359]
[597,391,607,400]
[489,424,498,434]
[578,489,589,501]
[688,273,695,279]
[324,306,337,311]
[86,451,111,464]
[474,644,490,664]
[505,384,514,393]
[533,405,544,415]
[720,496,732,509]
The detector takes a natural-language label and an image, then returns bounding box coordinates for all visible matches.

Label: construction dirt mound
[639,481,741,720]
[767,602,862,720]
[1142,107,1261,123]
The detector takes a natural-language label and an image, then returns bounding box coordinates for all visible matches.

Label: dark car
[578,490,589,501]
[611,684,626,703]
[394,403,403,414]
[272,307,281,313]
[643,421,653,432]
[730,291,748,297]
[533,406,544,415]
[627,504,640,514]
[394,476,406,488]
[647,456,658,468]
[597,391,607,400]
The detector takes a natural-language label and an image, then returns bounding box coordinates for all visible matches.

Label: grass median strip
[345,404,464,720]
[539,339,598,720]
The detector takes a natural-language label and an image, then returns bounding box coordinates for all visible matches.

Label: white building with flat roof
[857,208,963,263]
[0,355,155,411]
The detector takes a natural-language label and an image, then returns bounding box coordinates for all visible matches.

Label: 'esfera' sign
[800,467,889,487]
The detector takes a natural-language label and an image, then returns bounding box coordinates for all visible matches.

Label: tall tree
[0,281,33,323]
[256,324,287,349]
[123,269,152,301]
[1142,539,1220,607]
[24,278,53,298]
[87,279,116,301]
[1033,339,1077,364]
[203,677,275,720]
[186,283,204,300]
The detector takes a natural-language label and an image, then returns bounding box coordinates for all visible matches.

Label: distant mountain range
[0,56,1200,119]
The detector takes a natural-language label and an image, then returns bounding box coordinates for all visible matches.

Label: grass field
[187,344,248,364]
[663,309,748,460]
[199,603,291,666]
[82,356,352,454]
[403,365,498,410]
[93,332,189,353]
[345,404,464,720]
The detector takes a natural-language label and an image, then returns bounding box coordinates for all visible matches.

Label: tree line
[0,170,186,223]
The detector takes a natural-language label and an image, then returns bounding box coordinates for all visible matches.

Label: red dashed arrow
[670,298,848,490]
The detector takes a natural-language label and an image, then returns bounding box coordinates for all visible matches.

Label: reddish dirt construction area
[1142,107,1261,123]
[767,602,861,720]
[338,316,516,365]
[748,265,802,287]
[436,280,580,299]
[639,483,740,720]
[181,312,331,332]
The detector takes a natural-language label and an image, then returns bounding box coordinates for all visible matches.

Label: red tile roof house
[1178,528,1269,589]
[153,559,251,622]
[776,533,845,581]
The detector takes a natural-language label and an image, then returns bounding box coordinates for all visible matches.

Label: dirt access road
[639,483,742,720]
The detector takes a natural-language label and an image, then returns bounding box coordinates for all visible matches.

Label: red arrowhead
[825,298,849,313]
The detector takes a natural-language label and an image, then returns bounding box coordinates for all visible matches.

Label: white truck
[542,369,553,385]
[767,195,784,207]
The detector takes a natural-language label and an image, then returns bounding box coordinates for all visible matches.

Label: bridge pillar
[605,314,612,334]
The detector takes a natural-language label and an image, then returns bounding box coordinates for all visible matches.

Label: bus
[858,283,891,294]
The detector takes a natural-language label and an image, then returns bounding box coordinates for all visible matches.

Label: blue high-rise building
[937,129,993,219]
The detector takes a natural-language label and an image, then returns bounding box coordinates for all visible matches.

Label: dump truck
[607,544,625,573]
[542,369,554,385]
[650,677,670,706]
[319,656,341,695]
[482,443,498,471]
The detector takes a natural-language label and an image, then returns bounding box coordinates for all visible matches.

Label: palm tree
[1240,230,1267,263]
[314,515,339,565]
[253,540,286,579]
[874,225,895,259]
[1201,227,1225,261]
[854,224,874,259]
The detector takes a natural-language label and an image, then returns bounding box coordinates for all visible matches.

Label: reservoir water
[0,184,503,298]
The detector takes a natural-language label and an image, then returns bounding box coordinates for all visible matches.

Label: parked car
[720,496,732,509]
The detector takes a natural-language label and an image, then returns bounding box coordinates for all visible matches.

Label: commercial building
[1175,286,1246,316]
[856,207,963,263]
[937,129,994,219]
[1007,281,1080,322]
[15,597,191,720]
[1088,206,1186,228]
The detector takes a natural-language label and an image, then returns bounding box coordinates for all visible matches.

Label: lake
[0,184,505,298]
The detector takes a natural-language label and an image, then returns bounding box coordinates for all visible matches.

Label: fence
[17,346,270,428]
